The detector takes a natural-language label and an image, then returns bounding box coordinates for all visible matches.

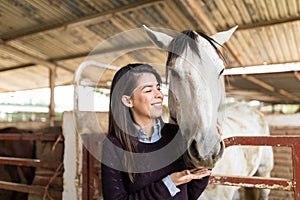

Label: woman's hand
[169,168,211,186]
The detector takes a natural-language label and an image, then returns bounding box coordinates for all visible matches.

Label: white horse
[143,25,274,200]
[200,102,274,200]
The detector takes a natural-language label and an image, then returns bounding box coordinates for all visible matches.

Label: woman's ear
[121,95,133,108]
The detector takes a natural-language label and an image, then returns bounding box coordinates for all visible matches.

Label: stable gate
[210,135,300,199]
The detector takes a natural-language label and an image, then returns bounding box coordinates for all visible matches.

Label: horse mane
[165,30,226,82]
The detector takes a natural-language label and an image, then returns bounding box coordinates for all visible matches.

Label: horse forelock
[166,30,199,67]
[166,30,225,83]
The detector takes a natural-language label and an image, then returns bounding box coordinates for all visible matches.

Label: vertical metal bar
[292,143,300,200]
[88,136,95,200]
[82,144,89,200]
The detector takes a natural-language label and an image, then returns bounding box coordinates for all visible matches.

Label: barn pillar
[62,111,107,199]
[62,111,83,200]
[49,67,56,126]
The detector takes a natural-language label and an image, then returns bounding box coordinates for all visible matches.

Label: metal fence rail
[210,136,300,200]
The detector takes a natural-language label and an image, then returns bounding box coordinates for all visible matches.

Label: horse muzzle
[186,139,225,168]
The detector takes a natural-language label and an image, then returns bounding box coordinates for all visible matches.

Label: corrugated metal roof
[0,0,300,103]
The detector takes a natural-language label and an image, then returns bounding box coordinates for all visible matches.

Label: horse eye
[168,67,181,79]
[218,68,224,78]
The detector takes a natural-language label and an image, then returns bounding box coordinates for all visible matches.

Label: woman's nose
[155,89,163,99]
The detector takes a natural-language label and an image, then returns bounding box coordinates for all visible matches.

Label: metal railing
[210,136,300,200]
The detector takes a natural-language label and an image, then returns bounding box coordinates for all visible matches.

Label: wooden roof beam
[242,74,275,92]
[0,39,74,72]
[0,42,56,70]
[278,89,299,102]
[3,0,164,42]
[236,17,300,31]
[294,71,300,82]
[0,63,34,72]
[0,40,153,73]
[242,74,300,102]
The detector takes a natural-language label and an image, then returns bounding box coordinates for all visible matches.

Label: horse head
[143,25,237,168]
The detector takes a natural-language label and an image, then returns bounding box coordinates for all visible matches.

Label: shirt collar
[135,119,162,143]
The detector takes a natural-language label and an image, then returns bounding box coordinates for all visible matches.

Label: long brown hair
[109,63,162,182]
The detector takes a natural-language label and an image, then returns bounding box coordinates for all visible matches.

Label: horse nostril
[190,140,198,158]
[192,140,198,150]
[211,140,223,160]
[214,140,225,159]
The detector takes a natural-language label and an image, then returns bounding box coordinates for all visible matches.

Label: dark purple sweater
[101,123,209,200]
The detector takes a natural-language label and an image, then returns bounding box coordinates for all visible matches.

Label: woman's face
[128,73,163,125]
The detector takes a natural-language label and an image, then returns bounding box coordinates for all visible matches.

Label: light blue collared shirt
[136,119,161,143]
[136,119,180,197]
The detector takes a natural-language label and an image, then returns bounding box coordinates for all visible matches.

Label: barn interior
[0,0,299,199]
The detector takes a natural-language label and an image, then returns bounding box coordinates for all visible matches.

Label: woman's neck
[135,119,156,138]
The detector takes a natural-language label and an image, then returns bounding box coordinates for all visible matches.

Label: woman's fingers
[170,168,211,186]
[170,170,193,186]
[190,168,211,179]
[190,168,208,173]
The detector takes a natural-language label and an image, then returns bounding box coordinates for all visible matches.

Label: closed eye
[143,84,161,93]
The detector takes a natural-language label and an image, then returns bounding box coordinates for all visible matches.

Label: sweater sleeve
[101,137,174,200]
[187,176,210,200]
[162,175,180,196]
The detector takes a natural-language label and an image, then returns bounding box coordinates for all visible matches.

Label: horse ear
[211,25,238,46]
[143,25,174,49]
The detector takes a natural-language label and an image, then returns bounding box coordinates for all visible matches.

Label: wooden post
[49,67,56,126]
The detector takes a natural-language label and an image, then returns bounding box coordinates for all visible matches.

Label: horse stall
[0,122,64,200]
[62,110,300,200]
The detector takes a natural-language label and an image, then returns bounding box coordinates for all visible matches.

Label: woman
[101,63,211,200]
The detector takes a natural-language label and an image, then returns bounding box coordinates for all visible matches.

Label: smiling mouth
[152,103,162,108]
[151,102,162,106]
